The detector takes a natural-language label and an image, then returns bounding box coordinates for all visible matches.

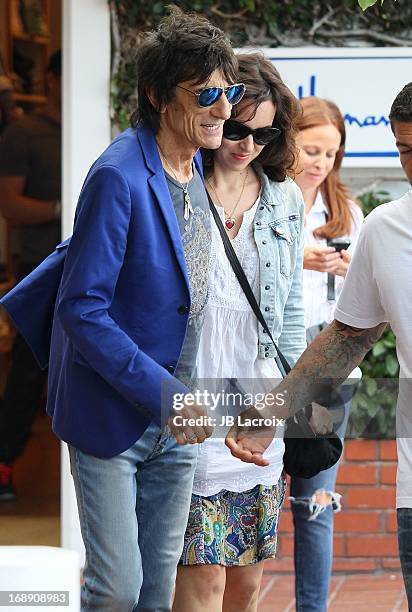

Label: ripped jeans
[290,464,340,612]
[290,382,353,612]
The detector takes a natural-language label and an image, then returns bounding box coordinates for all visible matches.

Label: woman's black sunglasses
[176,83,246,108]
[223,119,281,146]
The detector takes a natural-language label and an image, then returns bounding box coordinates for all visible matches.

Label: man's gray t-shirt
[0,111,61,265]
[164,165,211,388]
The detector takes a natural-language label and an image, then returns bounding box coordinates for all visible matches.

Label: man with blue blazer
[2,10,247,611]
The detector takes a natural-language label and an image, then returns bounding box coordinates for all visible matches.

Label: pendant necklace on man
[157,143,194,220]
[207,167,248,230]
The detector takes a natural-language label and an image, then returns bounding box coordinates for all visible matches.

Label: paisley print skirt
[179,476,287,566]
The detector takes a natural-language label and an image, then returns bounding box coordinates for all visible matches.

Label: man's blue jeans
[290,384,353,612]
[397,508,412,608]
[69,422,197,612]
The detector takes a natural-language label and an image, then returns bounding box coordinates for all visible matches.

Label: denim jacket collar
[254,164,287,212]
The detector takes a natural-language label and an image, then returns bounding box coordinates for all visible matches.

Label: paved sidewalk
[258,573,408,611]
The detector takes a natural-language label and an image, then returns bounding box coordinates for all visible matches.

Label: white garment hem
[192,464,284,498]
[396,496,412,509]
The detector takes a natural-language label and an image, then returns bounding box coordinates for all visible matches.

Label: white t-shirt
[192,199,284,497]
[335,190,412,508]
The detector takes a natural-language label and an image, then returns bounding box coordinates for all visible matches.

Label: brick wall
[266,440,399,575]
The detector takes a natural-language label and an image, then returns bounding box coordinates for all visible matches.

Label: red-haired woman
[291,96,363,612]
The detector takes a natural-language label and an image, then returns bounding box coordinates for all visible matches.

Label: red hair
[298,97,353,239]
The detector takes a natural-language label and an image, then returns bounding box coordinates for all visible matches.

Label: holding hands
[169,395,214,445]
[225,403,334,466]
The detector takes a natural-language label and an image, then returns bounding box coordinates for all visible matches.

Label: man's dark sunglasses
[223,119,281,146]
[176,83,246,107]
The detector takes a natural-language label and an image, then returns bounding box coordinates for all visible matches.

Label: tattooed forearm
[268,319,387,417]
[297,319,387,379]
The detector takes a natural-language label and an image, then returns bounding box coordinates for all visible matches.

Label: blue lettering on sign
[344,114,390,128]
[297,75,390,128]
[298,75,317,99]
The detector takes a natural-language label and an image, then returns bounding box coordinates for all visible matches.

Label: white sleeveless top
[192,199,284,497]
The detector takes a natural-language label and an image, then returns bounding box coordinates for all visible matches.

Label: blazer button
[265,306,270,312]
[166,364,175,374]
[177,305,190,315]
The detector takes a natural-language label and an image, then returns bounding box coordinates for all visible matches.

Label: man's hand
[309,403,334,435]
[225,407,276,467]
[168,394,213,445]
[304,245,341,273]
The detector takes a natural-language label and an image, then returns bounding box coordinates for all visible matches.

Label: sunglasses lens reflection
[226,84,245,105]
[197,84,245,107]
[223,121,250,141]
[223,121,280,145]
[254,128,281,145]
[198,87,221,107]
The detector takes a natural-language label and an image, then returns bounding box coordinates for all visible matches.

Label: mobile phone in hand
[327,238,351,253]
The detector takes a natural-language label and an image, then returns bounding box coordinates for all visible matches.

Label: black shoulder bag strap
[208,194,315,438]
[324,210,336,302]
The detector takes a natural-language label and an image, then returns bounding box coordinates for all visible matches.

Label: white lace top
[192,198,284,497]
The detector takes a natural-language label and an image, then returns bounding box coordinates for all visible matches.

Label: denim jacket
[253,168,306,367]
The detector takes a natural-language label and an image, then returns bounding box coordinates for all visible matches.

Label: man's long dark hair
[130,8,237,134]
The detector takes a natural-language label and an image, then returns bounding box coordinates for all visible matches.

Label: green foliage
[358,0,398,9]
[346,190,398,439]
[358,190,391,216]
[110,0,410,128]
[358,0,381,9]
[347,330,398,439]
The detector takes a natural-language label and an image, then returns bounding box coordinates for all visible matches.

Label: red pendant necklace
[207,168,249,231]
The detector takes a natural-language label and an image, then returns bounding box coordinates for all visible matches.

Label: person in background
[0,50,61,501]
[0,74,22,135]
[173,52,305,612]
[291,96,364,612]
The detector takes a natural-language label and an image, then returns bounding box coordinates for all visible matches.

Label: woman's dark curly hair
[130,7,237,133]
[203,52,301,182]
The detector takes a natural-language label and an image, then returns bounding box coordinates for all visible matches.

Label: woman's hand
[334,250,351,278]
[225,406,276,466]
[303,246,341,273]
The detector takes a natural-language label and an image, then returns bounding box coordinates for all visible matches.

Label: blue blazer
[2,124,202,457]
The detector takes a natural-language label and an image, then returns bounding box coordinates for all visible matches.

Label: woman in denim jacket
[173,53,306,612]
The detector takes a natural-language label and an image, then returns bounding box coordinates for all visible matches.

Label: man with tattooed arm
[226,82,412,604]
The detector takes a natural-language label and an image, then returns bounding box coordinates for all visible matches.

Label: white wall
[256,47,412,198]
[62,0,111,557]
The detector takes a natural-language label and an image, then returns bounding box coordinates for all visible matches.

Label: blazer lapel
[137,124,190,290]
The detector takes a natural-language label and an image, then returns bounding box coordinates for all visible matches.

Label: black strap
[327,273,335,301]
[208,194,316,438]
[324,211,335,301]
